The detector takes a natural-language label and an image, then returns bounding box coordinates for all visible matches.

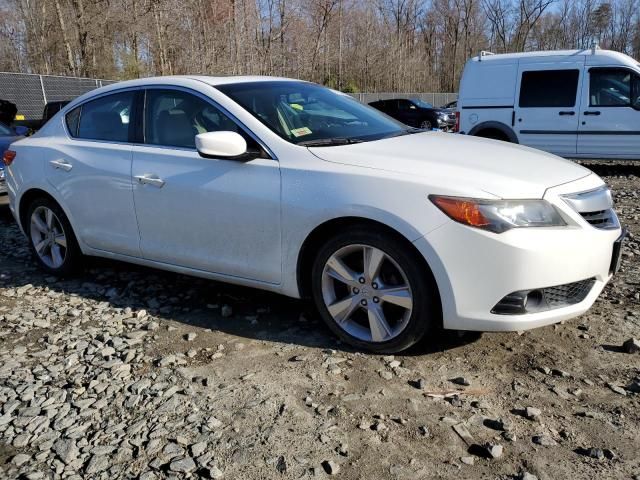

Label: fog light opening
[524,289,544,311]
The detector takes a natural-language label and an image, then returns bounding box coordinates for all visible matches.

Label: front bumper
[414,175,622,331]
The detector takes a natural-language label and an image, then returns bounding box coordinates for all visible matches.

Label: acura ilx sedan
[3,76,624,353]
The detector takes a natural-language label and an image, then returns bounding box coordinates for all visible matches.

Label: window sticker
[291,127,312,137]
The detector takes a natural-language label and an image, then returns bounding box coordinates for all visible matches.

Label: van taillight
[454,112,460,133]
[2,150,16,166]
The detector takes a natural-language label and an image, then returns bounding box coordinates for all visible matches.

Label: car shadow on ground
[0,204,480,356]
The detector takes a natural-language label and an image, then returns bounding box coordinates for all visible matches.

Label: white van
[456,49,640,159]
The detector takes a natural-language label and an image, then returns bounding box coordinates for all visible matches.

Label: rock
[484,443,503,459]
[53,439,78,465]
[552,369,570,378]
[525,406,542,421]
[379,370,393,380]
[532,434,557,446]
[450,376,471,386]
[622,338,640,354]
[85,455,110,474]
[626,380,640,393]
[12,453,31,467]
[169,457,197,473]
[418,425,430,437]
[608,383,627,396]
[321,460,341,475]
[100,346,116,357]
[460,456,475,465]
[191,441,207,458]
[208,465,224,479]
[520,473,538,480]
[586,448,605,459]
[185,332,197,341]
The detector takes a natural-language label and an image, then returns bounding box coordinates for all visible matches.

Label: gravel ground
[0,161,639,480]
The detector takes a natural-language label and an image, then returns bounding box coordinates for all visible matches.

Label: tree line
[0,0,638,93]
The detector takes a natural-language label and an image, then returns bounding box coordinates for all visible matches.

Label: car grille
[561,186,619,230]
[542,278,595,308]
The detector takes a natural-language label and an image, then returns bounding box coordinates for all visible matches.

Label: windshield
[412,99,434,109]
[0,123,12,136]
[217,81,408,145]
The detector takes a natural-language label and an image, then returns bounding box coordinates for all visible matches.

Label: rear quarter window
[65,107,81,136]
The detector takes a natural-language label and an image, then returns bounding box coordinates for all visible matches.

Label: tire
[25,197,82,276]
[311,227,440,353]
[420,120,432,130]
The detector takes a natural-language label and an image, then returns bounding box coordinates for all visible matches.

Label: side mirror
[196,131,247,159]
[14,126,30,136]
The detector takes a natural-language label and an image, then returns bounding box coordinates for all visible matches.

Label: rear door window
[519,70,580,108]
[75,91,134,142]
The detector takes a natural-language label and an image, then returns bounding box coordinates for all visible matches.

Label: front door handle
[584,111,601,116]
[134,174,165,188]
[49,159,73,172]
[558,111,575,116]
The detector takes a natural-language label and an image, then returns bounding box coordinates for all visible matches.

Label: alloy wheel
[30,206,67,269]
[321,244,413,343]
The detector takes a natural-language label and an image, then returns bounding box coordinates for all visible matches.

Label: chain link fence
[0,72,116,120]
[0,72,458,121]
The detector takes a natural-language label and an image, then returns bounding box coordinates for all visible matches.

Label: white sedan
[2,76,624,352]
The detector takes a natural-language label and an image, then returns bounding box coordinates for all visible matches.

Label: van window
[590,69,633,107]
[519,70,580,108]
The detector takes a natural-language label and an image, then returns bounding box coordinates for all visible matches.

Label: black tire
[420,120,432,130]
[311,226,440,353]
[25,197,82,276]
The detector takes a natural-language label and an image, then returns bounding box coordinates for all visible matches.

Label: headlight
[429,195,566,233]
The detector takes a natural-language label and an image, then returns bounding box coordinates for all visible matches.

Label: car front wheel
[311,227,439,353]
[26,197,81,275]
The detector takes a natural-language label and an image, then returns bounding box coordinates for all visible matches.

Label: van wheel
[26,197,82,275]
[311,227,440,353]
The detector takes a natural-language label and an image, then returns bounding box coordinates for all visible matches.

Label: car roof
[63,75,310,111]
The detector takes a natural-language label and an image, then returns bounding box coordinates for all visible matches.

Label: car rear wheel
[420,120,432,130]
[311,227,439,353]
[26,198,81,275]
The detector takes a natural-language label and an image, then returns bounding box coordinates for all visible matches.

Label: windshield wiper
[298,137,364,147]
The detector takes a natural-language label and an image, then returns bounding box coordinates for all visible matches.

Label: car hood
[309,132,593,199]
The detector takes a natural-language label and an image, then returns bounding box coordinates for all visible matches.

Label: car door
[131,87,282,284]
[46,89,141,257]
[514,64,583,156]
[578,67,640,157]
[396,100,421,127]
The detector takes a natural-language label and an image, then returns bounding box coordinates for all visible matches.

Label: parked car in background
[4,76,622,353]
[0,99,17,126]
[369,98,456,131]
[0,121,28,195]
[457,48,640,159]
[442,100,457,110]
[42,101,71,126]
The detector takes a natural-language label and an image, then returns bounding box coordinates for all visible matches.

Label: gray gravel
[0,161,640,479]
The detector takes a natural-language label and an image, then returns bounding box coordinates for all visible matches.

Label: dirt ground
[0,161,639,480]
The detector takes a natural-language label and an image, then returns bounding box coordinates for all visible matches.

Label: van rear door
[514,62,584,156]
[578,67,640,158]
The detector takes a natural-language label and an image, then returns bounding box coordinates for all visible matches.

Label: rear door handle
[49,159,73,172]
[558,111,575,116]
[584,111,601,116]
[134,174,165,188]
